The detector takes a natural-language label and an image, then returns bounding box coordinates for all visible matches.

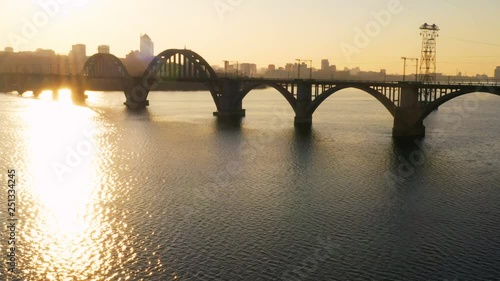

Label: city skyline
[2,0,500,76]
[2,40,499,80]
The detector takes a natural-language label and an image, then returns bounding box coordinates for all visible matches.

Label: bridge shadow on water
[293,124,313,137]
[391,137,427,157]
[386,136,429,185]
[124,107,152,121]
[213,116,315,138]
[291,125,315,164]
[213,116,244,131]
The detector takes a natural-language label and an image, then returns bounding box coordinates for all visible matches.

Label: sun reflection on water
[14,95,142,280]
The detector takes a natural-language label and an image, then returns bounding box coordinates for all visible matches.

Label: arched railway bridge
[1,49,500,138]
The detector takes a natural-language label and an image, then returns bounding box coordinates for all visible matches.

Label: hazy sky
[2,0,500,75]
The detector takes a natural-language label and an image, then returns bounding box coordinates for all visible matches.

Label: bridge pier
[213,79,246,118]
[70,78,88,104]
[123,78,151,109]
[52,89,59,100]
[33,89,43,98]
[392,84,425,138]
[0,76,6,93]
[71,90,87,104]
[213,109,246,118]
[294,81,313,126]
[393,108,425,137]
[124,99,150,109]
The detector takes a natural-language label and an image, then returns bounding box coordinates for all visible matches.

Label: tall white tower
[140,34,154,57]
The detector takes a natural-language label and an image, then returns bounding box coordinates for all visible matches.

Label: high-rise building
[4,47,13,53]
[98,45,110,54]
[69,44,87,74]
[35,48,56,56]
[321,59,330,71]
[240,63,257,77]
[495,66,500,80]
[71,44,86,58]
[140,34,154,57]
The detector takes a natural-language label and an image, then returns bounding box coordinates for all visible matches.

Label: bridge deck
[2,72,500,88]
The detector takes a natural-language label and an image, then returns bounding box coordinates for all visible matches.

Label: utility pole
[401,57,419,82]
[415,58,419,82]
[309,60,313,79]
[296,59,301,79]
[296,59,312,79]
[401,57,407,82]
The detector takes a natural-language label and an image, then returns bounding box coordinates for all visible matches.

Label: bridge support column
[213,79,246,118]
[393,84,425,138]
[71,90,87,104]
[52,89,59,100]
[124,90,150,109]
[33,89,43,98]
[294,81,313,126]
[124,98,150,109]
[70,77,88,104]
[16,77,26,95]
[124,77,150,109]
[0,76,6,92]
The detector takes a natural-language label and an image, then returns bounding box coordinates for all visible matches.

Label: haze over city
[2,0,500,75]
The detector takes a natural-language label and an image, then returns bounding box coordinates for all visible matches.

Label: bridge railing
[224,77,500,86]
[419,81,500,87]
[229,77,403,84]
[3,72,500,87]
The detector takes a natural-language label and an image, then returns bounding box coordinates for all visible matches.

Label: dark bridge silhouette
[1,49,500,138]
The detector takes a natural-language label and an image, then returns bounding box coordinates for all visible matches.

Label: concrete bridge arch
[235,82,298,112]
[420,86,500,121]
[123,49,222,109]
[307,85,396,117]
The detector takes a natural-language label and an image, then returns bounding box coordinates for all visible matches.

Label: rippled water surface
[0,89,499,280]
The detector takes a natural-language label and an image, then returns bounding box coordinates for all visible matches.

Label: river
[0,89,499,280]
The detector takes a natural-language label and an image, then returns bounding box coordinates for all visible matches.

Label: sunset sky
[2,0,500,75]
